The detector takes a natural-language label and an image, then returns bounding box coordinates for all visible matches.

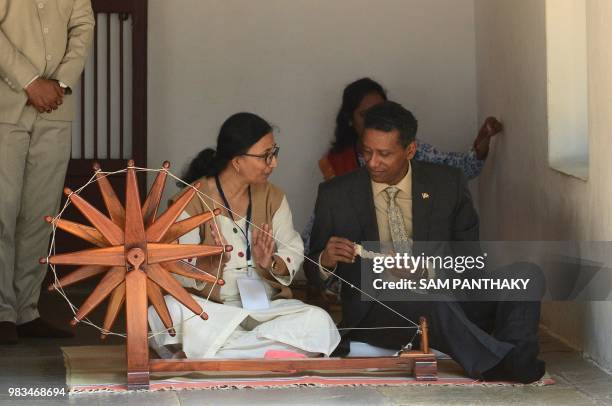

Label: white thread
[337,326,419,331]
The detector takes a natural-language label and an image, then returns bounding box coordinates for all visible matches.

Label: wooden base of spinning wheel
[44,161,437,391]
[132,318,437,390]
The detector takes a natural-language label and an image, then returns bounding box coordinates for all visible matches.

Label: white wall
[546,0,589,180]
[475,0,612,370]
[148,0,479,230]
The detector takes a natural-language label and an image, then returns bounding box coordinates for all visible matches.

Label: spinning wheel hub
[126,248,145,271]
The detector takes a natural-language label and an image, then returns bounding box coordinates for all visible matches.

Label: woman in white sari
[148,112,340,359]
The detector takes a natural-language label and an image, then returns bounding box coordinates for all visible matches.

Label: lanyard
[214,175,252,262]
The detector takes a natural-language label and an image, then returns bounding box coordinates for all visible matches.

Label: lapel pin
[422,192,430,199]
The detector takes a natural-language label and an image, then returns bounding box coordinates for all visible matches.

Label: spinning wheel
[44,161,230,386]
[44,161,437,390]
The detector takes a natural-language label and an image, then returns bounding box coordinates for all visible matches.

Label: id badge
[237,272,270,310]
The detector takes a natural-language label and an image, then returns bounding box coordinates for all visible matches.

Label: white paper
[237,277,270,310]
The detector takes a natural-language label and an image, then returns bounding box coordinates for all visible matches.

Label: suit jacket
[0,0,95,124]
[309,160,480,330]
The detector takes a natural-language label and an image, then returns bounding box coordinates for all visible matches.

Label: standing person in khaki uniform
[0,0,94,344]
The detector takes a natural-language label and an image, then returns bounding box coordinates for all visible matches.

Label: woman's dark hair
[330,77,387,153]
[180,112,272,185]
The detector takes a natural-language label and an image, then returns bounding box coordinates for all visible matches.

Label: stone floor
[0,288,611,405]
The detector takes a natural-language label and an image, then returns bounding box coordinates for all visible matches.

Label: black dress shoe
[482,351,546,383]
[0,321,18,344]
[16,318,74,338]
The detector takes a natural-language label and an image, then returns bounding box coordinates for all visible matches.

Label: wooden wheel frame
[44,161,437,390]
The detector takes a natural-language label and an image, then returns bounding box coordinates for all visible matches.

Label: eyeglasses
[242,145,280,166]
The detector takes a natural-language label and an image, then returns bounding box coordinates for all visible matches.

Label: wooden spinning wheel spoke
[71,266,126,325]
[46,217,109,247]
[45,160,224,341]
[142,161,170,227]
[145,181,201,243]
[147,263,208,320]
[161,209,221,243]
[124,165,147,247]
[161,260,223,286]
[147,243,226,265]
[146,279,176,336]
[48,265,108,291]
[64,188,124,246]
[45,246,125,267]
[94,162,126,227]
[101,281,126,339]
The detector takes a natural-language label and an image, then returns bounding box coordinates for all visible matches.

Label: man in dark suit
[309,101,544,383]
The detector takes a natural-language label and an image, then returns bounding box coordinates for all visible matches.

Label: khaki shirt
[371,162,413,242]
[0,0,95,123]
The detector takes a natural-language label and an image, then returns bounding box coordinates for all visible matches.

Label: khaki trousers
[0,107,71,324]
